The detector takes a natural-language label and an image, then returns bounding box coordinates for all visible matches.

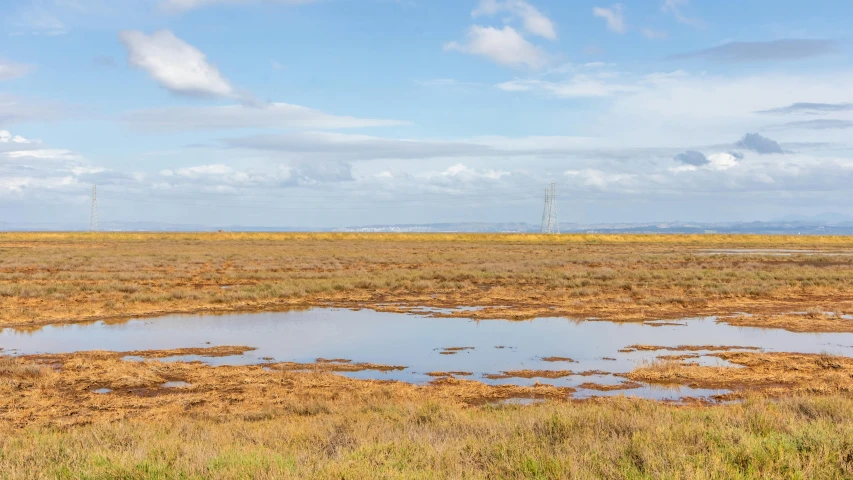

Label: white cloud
[706,152,740,170]
[160,0,321,14]
[445,26,547,69]
[124,103,410,132]
[0,130,31,144]
[0,60,36,80]
[472,0,557,40]
[155,161,353,190]
[592,4,625,34]
[601,70,853,146]
[565,168,635,189]
[492,67,853,148]
[431,163,510,181]
[5,149,80,161]
[119,30,245,100]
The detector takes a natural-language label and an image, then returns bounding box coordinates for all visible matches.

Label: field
[4,232,853,329]
[3,232,853,478]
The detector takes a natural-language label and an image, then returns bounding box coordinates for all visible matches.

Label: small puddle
[92,388,112,394]
[3,308,853,402]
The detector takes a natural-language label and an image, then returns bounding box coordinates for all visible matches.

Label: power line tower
[540,182,559,234]
[88,185,100,232]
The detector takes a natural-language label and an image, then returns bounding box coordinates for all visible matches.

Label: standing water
[3,308,852,401]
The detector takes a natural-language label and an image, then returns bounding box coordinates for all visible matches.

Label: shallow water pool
[3,308,852,401]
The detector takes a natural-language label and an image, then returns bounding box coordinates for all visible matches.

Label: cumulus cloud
[756,102,853,115]
[124,103,410,132]
[669,39,838,63]
[705,152,740,170]
[735,133,785,154]
[157,161,353,189]
[673,150,708,166]
[592,4,625,34]
[472,0,557,40]
[445,26,547,69]
[160,0,321,14]
[0,130,31,144]
[0,128,139,198]
[0,60,36,80]
[119,30,246,100]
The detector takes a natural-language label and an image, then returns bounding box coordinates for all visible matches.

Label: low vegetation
[4,233,853,477]
[4,232,853,331]
[1,351,853,478]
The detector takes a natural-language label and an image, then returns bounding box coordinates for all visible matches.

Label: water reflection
[3,308,853,401]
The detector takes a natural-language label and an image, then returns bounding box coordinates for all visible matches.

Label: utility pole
[540,182,559,234]
[89,185,100,232]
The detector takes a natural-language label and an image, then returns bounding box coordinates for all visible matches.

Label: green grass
[2,395,853,479]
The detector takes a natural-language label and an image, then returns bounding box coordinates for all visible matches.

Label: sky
[2,0,853,228]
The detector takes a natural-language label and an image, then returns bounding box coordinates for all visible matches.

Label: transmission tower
[88,185,100,232]
[540,182,559,234]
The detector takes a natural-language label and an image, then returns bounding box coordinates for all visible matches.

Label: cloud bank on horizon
[2,0,853,227]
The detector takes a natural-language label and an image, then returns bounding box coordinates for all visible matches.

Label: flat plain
[3,232,853,478]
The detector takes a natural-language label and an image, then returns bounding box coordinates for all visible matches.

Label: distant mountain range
[4,218,853,235]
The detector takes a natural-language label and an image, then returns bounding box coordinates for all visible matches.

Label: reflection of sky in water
[3,308,853,400]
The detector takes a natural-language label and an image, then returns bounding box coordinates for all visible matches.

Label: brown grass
[270,360,406,373]
[5,394,853,478]
[718,312,853,333]
[620,344,761,353]
[484,369,575,380]
[541,356,576,362]
[0,350,580,429]
[3,349,853,477]
[627,351,853,394]
[577,381,643,392]
[5,232,853,331]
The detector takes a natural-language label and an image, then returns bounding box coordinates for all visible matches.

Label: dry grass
[3,346,853,477]
[627,351,853,395]
[0,351,576,428]
[484,369,575,380]
[577,381,643,392]
[270,360,406,373]
[5,232,853,331]
[2,382,853,478]
[541,356,576,363]
[718,312,853,333]
[5,233,853,476]
[620,345,761,353]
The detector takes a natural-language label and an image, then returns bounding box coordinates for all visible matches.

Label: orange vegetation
[5,232,853,332]
[627,351,853,395]
[717,311,853,333]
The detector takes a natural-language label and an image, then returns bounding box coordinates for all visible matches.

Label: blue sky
[2,0,853,228]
